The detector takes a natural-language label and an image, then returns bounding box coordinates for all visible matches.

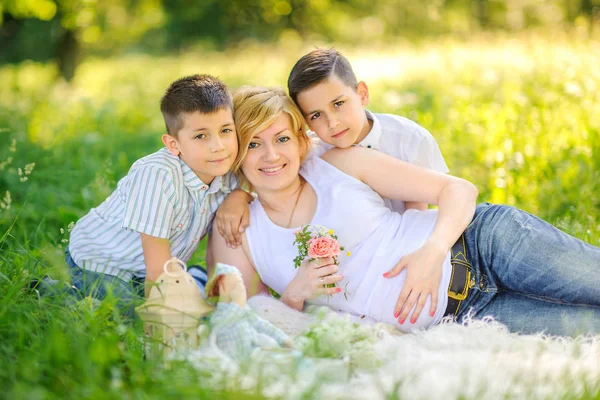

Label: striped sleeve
[222,171,239,192]
[122,166,177,239]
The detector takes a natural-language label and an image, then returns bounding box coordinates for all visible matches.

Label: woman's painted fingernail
[339,275,344,279]
[394,311,399,318]
[430,311,435,317]
[399,318,405,324]
[336,287,343,293]
[410,318,416,324]
[382,272,391,278]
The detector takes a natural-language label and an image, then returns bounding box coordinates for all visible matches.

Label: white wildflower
[0,191,11,210]
[24,163,35,175]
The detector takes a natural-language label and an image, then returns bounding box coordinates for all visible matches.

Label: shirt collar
[177,155,224,194]
[356,109,382,150]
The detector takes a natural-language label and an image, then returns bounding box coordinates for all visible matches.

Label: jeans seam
[510,290,600,309]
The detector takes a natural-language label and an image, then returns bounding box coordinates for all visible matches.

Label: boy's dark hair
[287,48,358,106]
[160,74,233,136]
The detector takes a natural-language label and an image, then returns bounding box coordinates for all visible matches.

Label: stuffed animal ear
[206,275,223,299]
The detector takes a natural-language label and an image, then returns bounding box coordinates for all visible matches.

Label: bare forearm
[428,181,478,251]
[140,233,172,297]
[405,201,428,211]
[280,291,304,311]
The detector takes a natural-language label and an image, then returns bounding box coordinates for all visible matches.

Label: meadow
[0,34,599,399]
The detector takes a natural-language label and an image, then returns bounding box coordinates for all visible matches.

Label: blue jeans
[456,204,600,337]
[65,249,208,317]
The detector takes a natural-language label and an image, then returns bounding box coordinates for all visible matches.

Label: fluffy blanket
[181,295,600,400]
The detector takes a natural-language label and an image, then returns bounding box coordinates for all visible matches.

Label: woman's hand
[383,242,447,324]
[281,257,343,311]
[215,189,252,248]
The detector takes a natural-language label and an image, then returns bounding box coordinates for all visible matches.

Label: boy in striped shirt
[67,74,248,310]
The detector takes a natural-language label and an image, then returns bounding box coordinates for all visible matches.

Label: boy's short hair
[287,48,358,105]
[160,74,233,136]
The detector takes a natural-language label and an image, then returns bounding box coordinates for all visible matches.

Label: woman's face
[241,113,302,193]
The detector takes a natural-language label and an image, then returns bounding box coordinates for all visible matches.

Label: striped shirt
[69,148,237,281]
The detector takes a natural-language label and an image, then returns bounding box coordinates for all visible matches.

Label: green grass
[0,34,599,398]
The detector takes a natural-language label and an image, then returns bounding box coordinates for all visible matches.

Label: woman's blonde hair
[232,86,311,189]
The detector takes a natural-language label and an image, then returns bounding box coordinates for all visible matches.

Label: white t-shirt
[311,110,448,214]
[246,154,452,332]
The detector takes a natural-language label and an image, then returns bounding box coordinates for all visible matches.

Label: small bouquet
[293,225,350,292]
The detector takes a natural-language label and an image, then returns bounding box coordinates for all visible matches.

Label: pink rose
[307,237,341,258]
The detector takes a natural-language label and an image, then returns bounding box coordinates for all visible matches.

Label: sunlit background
[1,1,600,398]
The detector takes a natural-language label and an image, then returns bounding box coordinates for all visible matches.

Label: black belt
[443,234,473,317]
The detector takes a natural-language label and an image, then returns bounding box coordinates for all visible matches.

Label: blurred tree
[0,0,164,81]
[1,0,598,76]
[473,0,490,27]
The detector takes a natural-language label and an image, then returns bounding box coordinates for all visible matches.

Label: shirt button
[177,223,183,228]
[469,279,476,288]
[201,185,208,190]
[201,209,206,214]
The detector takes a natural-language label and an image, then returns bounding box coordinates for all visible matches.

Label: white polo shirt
[312,110,448,214]
[69,148,237,281]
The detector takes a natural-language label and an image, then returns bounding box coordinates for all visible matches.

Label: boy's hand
[383,242,446,325]
[216,189,252,248]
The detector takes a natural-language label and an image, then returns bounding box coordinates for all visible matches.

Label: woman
[210,86,600,337]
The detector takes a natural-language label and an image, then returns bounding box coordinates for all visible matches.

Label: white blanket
[181,295,600,400]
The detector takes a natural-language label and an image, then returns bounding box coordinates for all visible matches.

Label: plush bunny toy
[204,263,294,361]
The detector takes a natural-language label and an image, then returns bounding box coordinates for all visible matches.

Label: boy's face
[164,108,238,184]
[296,75,371,149]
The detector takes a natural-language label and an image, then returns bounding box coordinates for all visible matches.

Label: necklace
[287,180,306,228]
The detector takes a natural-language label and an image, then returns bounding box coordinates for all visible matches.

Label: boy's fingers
[229,220,242,245]
[240,209,250,230]
[216,219,225,237]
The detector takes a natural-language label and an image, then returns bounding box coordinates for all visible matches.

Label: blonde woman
[209,87,600,337]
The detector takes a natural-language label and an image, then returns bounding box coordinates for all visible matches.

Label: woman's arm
[321,147,478,324]
[208,219,269,298]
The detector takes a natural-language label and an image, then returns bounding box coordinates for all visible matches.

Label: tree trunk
[472,0,490,28]
[0,14,23,56]
[57,28,79,82]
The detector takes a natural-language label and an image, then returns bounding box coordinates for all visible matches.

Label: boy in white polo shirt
[66,74,245,309]
[288,48,448,214]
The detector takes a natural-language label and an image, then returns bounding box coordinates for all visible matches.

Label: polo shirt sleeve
[409,127,450,174]
[122,165,177,239]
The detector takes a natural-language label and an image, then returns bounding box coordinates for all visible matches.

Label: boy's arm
[404,201,428,211]
[140,233,172,297]
[215,189,253,248]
